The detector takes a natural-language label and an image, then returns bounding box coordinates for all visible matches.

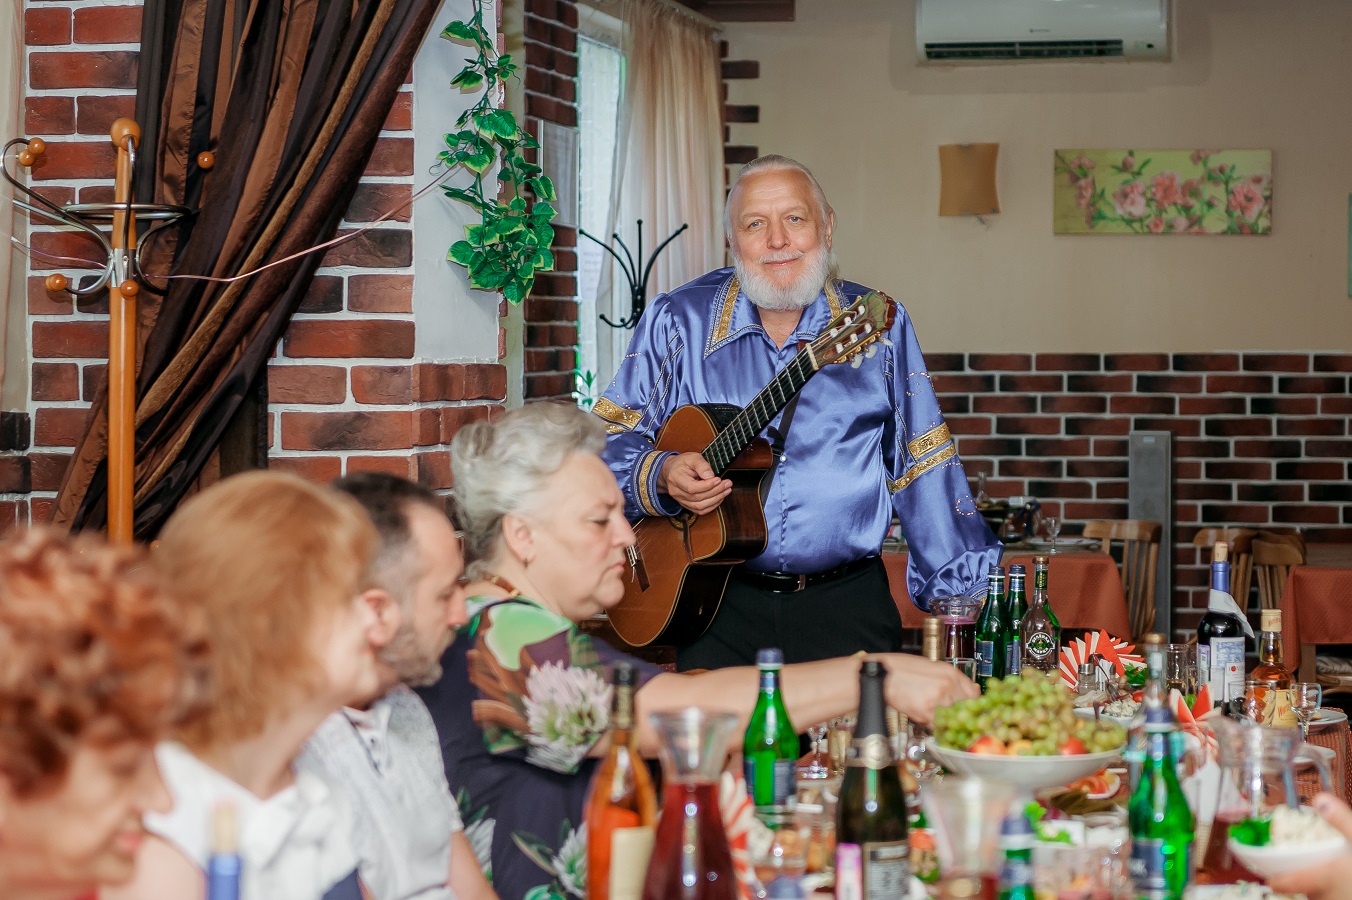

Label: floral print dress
[416,597,660,900]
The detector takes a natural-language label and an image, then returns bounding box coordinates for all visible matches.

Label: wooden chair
[1252,536,1305,610]
[1192,527,1257,612]
[1082,519,1163,641]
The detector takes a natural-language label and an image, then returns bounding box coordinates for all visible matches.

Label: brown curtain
[53,0,440,538]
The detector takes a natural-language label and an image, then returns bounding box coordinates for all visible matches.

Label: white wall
[723,0,1352,352]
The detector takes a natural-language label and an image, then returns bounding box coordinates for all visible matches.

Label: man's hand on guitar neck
[658,453,733,515]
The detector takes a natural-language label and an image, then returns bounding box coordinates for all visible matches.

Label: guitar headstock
[809,291,898,367]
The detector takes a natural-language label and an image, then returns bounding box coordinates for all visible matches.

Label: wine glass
[1043,516,1062,553]
[804,722,830,779]
[1292,682,1323,740]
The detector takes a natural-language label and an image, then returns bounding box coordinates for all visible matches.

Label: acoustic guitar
[606,291,898,648]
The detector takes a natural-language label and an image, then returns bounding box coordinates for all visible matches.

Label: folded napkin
[1207,588,1255,638]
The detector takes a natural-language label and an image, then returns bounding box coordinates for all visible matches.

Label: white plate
[1228,834,1349,878]
[924,738,1123,791]
[1024,537,1100,550]
[1073,707,1135,728]
[1314,707,1349,726]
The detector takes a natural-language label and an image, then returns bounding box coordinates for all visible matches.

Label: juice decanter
[642,708,741,900]
[1197,717,1333,884]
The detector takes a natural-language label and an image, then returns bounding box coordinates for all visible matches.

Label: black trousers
[675,557,903,671]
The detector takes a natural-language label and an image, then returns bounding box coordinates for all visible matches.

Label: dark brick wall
[932,351,1352,639]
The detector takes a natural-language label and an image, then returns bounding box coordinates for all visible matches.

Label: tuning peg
[865,346,877,359]
[851,355,863,369]
[880,337,893,347]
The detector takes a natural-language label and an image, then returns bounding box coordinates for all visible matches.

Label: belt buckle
[795,574,808,591]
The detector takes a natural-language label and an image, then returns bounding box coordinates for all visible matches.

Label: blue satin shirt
[594,268,1001,609]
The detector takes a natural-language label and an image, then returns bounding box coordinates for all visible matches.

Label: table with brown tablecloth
[884,549,1134,638]
[1279,566,1352,676]
[1302,715,1352,804]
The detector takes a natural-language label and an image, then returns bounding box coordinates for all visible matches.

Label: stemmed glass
[1292,682,1323,740]
[1043,516,1062,553]
[804,722,830,779]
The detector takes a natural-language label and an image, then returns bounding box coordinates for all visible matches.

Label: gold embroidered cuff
[907,423,952,461]
[593,397,641,434]
[635,450,666,516]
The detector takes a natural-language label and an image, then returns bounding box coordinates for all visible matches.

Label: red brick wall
[4,0,507,527]
[930,351,1352,639]
[521,0,579,400]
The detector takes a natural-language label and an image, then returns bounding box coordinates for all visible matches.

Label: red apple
[1058,737,1087,756]
[967,735,1006,755]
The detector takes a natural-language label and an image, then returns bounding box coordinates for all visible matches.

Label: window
[575,9,625,406]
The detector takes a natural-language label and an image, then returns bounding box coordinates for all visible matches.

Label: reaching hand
[878,654,980,726]
[1268,793,1352,900]
[658,452,732,515]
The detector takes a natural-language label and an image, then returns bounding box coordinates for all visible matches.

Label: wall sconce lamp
[938,142,1000,225]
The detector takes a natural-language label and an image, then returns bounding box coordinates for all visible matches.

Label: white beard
[733,243,833,312]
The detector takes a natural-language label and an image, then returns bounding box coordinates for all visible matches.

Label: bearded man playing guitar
[594,154,1002,671]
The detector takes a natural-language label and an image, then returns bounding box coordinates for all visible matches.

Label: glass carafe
[642,708,741,900]
[1198,717,1333,884]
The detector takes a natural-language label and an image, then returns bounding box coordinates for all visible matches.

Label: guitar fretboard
[703,351,818,476]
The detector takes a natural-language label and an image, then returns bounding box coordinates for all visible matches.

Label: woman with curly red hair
[0,528,210,900]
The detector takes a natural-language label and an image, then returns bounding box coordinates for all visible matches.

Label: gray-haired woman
[415,401,975,900]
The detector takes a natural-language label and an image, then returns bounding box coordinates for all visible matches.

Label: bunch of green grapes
[933,671,1126,755]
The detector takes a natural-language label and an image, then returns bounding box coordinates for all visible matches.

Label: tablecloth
[1279,566,1352,673]
[884,550,1134,638]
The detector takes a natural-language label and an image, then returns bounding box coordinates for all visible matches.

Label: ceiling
[678,0,794,22]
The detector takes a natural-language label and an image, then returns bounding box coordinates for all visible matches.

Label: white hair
[451,401,608,577]
[723,154,834,245]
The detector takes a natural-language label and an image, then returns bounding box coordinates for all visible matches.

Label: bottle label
[608,826,655,900]
[1006,638,1022,675]
[1025,630,1056,660]
[1197,644,1211,694]
[1251,684,1297,727]
[847,733,894,770]
[1129,837,1188,900]
[743,758,796,806]
[838,841,910,900]
[975,640,996,677]
[1209,637,1245,703]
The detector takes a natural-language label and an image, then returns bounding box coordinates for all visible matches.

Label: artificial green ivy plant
[440,2,558,304]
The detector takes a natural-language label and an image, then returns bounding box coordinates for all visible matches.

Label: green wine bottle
[1128,706,1195,900]
[974,566,1005,691]
[743,648,798,812]
[1002,566,1028,678]
[836,660,910,899]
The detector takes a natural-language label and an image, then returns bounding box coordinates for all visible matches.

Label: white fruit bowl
[924,738,1123,791]
[1227,834,1349,879]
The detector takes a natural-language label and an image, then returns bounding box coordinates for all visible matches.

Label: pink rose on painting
[1066,156,1095,186]
[1075,177,1096,209]
[1121,154,1136,171]
[1150,171,1185,208]
[1112,181,1148,219]
[1151,170,1184,208]
[1190,149,1219,165]
[1228,181,1266,221]
[1148,217,1166,234]
[1170,216,1190,232]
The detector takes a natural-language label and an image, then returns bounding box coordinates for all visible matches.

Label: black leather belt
[732,556,877,594]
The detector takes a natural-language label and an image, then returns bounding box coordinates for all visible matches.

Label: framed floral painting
[1053,149,1272,235]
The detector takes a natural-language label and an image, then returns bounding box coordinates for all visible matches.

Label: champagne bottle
[1249,609,1296,727]
[1125,633,1167,792]
[997,810,1035,900]
[586,661,658,900]
[1128,706,1195,900]
[743,648,798,812]
[1003,566,1028,677]
[1197,542,1247,706]
[207,801,242,900]
[974,566,1006,690]
[836,660,910,899]
[1020,556,1060,673]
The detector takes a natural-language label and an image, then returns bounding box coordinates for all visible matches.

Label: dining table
[885,543,1134,638]
[1278,564,1352,679]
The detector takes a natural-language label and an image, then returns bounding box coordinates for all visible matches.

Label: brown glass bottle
[1248,609,1295,727]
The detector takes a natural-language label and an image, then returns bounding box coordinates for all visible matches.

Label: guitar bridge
[626,544,650,590]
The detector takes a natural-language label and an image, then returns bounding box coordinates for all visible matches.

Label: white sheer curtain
[597,0,723,380]
[0,0,19,404]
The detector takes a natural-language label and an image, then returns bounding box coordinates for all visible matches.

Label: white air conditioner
[916,0,1170,63]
